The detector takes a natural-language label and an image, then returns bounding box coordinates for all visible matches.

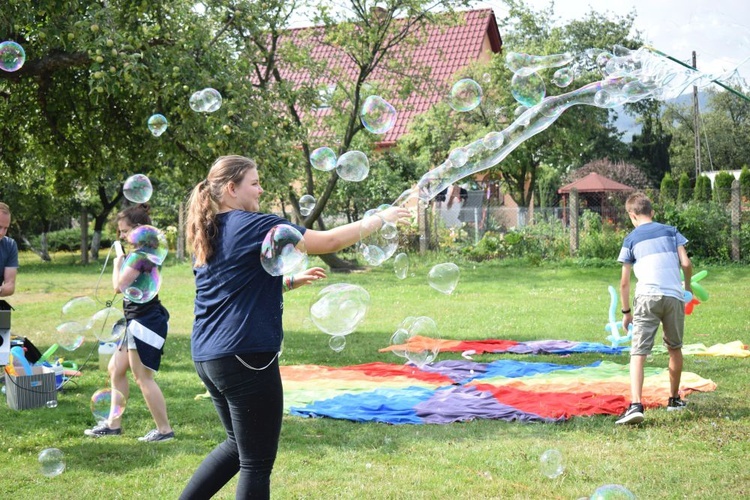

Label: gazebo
[558,172,635,225]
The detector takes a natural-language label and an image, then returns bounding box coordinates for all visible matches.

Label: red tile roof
[279,8,502,146]
[558,172,635,194]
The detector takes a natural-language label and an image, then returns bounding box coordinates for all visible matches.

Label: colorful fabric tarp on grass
[283,359,716,425]
[379,336,750,358]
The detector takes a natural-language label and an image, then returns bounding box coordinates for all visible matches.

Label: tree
[660,172,676,203]
[564,158,650,190]
[693,175,712,203]
[677,172,691,204]
[713,171,735,204]
[628,99,671,185]
[399,0,638,207]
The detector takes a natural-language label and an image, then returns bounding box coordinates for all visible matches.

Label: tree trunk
[80,208,89,265]
[90,230,102,260]
[317,252,363,273]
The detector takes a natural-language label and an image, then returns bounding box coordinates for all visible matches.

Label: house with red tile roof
[279,8,502,148]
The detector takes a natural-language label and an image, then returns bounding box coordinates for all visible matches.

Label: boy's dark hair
[116,203,152,227]
[625,192,652,216]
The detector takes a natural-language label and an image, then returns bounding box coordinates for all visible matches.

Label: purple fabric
[504,340,626,355]
[414,385,563,424]
[417,359,488,383]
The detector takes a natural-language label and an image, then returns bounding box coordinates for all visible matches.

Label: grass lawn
[1,252,748,499]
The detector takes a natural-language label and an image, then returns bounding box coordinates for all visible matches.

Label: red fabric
[473,383,630,419]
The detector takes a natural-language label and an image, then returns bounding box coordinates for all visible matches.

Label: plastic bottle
[98,342,117,371]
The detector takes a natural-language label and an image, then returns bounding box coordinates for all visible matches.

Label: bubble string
[93,242,123,309]
[394,45,745,206]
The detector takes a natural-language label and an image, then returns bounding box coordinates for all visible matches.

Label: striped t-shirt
[617,221,688,300]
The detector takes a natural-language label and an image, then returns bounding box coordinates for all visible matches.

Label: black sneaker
[84,423,122,437]
[138,429,175,442]
[667,396,687,411]
[616,403,644,425]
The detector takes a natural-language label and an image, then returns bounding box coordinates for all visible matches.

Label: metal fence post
[569,188,579,256]
[731,179,741,262]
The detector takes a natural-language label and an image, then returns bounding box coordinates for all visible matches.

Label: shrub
[660,172,676,203]
[28,227,116,252]
[660,201,731,262]
[713,171,735,204]
[677,172,692,203]
[739,166,750,202]
[693,175,712,203]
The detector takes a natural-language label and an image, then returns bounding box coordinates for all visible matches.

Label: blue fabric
[290,386,433,424]
[127,303,169,371]
[191,211,306,361]
[475,359,597,380]
[0,236,19,278]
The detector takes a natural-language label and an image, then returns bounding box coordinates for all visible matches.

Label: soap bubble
[539,449,564,478]
[590,484,636,500]
[309,283,370,337]
[428,262,460,295]
[391,316,441,367]
[448,147,469,168]
[359,204,399,266]
[328,335,346,352]
[511,71,546,107]
[552,68,574,87]
[360,95,397,134]
[123,174,153,203]
[336,150,369,182]
[147,114,168,137]
[310,147,337,171]
[0,41,25,72]
[121,251,162,304]
[90,307,126,343]
[91,388,126,422]
[299,194,316,216]
[46,400,58,409]
[393,252,409,279]
[56,322,86,351]
[449,79,483,112]
[127,225,168,265]
[189,87,222,112]
[260,224,308,276]
[482,131,505,150]
[38,448,65,478]
[61,296,97,331]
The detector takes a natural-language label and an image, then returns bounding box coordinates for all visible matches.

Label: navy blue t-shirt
[0,236,19,279]
[191,211,306,361]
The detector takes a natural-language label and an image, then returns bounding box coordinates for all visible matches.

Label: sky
[477,0,750,84]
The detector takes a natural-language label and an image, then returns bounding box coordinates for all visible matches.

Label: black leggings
[180,352,283,499]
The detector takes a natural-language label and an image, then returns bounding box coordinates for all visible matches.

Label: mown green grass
[1,252,748,499]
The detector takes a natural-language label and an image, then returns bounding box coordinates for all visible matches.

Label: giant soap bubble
[61,296,97,331]
[449,79,483,112]
[147,114,168,137]
[56,321,86,351]
[390,316,441,368]
[539,449,564,479]
[123,174,153,203]
[0,41,26,72]
[393,252,409,279]
[260,224,308,276]
[189,87,222,112]
[511,71,546,107]
[310,147,337,171]
[590,484,636,500]
[309,283,370,338]
[90,307,126,343]
[91,388,126,422]
[121,252,162,304]
[359,204,399,266]
[336,150,369,182]
[38,448,65,478]
[428,262,460,295]
[360,95,397,134]
[127,225,168,265]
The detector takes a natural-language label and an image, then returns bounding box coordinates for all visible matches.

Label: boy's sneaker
[84,423,122,437]
[616,403,644,425]
[138,429,175,442]
[667,396,687,411]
